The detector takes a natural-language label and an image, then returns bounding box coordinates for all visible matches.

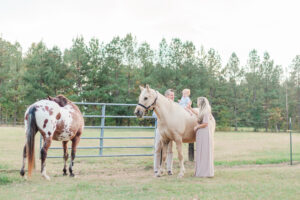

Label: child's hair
[182,89,190,96]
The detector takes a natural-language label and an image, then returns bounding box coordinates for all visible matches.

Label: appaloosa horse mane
[47,95,69,107]
[20,94,84,180]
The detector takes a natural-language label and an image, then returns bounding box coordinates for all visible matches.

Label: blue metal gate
[40,102,157,158]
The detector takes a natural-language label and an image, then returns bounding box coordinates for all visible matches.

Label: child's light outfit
[179,96,191,108]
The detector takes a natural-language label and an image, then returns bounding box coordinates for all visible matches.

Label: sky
[1,0,300,69]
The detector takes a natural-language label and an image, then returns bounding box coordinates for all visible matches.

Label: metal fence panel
[41,102,156,158]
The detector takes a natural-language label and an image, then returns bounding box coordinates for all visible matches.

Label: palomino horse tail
[26,106,38,177]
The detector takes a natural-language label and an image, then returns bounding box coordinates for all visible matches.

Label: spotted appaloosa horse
[20,95,84,180]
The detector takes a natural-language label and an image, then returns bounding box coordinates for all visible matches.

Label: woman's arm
[194,123,208,132]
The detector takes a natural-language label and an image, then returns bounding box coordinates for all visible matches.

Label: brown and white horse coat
[20,95,84,180]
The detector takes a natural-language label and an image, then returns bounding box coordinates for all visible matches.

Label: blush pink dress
[195,113,214,177]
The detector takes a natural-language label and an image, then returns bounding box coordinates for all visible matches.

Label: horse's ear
[139,85,144,91]
[47,96,53,100]
[146,84,150,91]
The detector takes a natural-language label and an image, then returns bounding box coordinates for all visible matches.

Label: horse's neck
[153,93,173,122]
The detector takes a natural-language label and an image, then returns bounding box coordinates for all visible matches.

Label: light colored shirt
[179,96,191,108]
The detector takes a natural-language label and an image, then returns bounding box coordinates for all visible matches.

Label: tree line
[0,34,299,131]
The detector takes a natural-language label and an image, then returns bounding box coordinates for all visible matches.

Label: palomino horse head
[134,85,158,118]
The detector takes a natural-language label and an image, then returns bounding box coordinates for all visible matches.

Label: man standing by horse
[153,89,175,175]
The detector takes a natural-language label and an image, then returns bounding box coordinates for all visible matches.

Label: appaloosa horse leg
[69,133,81,177]
[175,139,185,178]
[41,137,52,180]
[20,144,27,177]
[62,141,69,176]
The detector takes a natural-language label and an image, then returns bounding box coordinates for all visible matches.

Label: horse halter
[137,91,158,111]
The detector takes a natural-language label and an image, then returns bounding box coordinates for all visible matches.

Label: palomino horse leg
[41,137,52,180]
[69,134,81,177]
[62,141,69,176]
[20,144,27,177]
[166,141,173,175]
[154,140,163,177]
[158,141,168,176]
[154,130,162,174]
[175,140,185,178]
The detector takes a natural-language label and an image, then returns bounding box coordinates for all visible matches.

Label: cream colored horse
[134,85,215,177]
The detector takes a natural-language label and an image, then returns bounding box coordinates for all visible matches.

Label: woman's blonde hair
[197,97,211,122]
[182,89,190,96]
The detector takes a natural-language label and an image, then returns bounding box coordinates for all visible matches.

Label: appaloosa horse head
[47,95,69,107]
[20,94,84,180]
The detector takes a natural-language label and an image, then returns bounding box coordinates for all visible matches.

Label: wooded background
[0,34,299,131]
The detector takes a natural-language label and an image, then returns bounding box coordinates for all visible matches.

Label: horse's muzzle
[134,109,144,118]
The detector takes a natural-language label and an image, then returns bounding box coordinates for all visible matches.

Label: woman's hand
[194,123,208,132]
[194,125,199,132]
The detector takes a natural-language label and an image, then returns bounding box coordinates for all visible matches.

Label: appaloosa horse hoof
[20,170,25,177]
[168,171,173,175]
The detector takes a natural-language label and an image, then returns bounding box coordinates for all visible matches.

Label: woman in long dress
[187,97,214,177]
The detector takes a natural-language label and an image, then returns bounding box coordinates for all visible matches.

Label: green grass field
[0,127,300,200]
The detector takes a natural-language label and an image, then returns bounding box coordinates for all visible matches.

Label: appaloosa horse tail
[26,106,38,178]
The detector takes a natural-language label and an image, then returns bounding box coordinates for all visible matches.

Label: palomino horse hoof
[168,171,173,175]
[177,173,184,178]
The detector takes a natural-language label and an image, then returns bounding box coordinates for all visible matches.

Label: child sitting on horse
[178,88,193,115]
